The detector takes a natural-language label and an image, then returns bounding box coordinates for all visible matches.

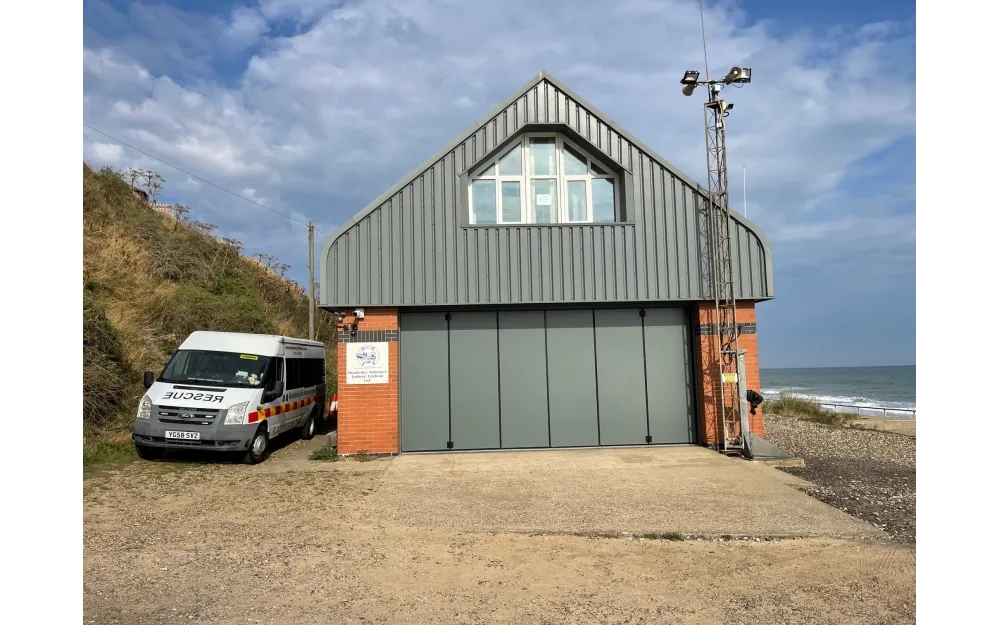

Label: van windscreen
[159,350,271,388]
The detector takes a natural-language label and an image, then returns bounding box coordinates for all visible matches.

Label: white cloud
[82,0,915,293]
[86,141,124,165]
[257,0,341,23]
[223,7,268,49]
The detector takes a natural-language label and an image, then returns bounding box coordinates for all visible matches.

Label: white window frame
[467,133,618,225]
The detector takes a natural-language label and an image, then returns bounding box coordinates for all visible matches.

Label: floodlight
[682,83,697,97]
[724,66,752,84]
[680,70,700,85]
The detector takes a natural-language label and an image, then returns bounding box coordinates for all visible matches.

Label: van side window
[263,357,284,384]
[283,357,325,390]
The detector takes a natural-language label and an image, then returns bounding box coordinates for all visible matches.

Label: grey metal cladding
[321,71,774,308]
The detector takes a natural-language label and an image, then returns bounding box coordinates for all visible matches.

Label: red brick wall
[335,308,400,455]
[693,301,764,447]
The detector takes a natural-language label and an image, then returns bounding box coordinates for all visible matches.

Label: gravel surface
[763,413,916,544]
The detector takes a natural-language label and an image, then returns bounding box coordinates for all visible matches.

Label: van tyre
[301,410,316,440]
[243,427,269,464]
[135,444,164,461]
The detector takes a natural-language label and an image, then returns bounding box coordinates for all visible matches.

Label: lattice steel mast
[681,64,753,454]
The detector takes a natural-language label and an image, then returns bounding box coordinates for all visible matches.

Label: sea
[760,365,916,418]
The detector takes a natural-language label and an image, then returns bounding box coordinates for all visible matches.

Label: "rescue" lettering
[162,391,225,403]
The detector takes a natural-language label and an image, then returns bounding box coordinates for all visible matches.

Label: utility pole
[680,63,753,456]
[308,221,315,341]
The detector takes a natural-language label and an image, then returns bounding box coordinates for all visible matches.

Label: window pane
[591,161,609,176]
[592,178,616,222]
[567,180,587,221]
[479,163,496,177]
[531,179,558,224]
[529,137,556,176]
[563,144,588,175]
[498,145,522,176]
[501,181,521,222]
[471,179,497,224]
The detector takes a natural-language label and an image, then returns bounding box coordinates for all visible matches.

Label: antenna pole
[679,22,753,455]
[308,221,315,341]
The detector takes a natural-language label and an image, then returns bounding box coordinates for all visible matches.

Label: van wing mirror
[143,371,154,390]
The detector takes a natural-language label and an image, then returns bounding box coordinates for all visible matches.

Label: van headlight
[224,401,249,425]
[136,394,152,420]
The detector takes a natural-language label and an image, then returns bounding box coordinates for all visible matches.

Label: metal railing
[818,402,916,419]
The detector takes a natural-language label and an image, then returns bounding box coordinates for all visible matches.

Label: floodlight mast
[680,66,752,455]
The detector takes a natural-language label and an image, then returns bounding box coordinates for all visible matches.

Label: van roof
[179,331,325,356]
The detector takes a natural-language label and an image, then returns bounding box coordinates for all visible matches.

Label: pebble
[763,413,916,544]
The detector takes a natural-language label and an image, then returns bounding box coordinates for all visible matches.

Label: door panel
[449,312,501,450]
[498,311,549,448]
[594,309,648,446]
[545,310,600,447]
[400,313,450,452]
[644,308,697,443]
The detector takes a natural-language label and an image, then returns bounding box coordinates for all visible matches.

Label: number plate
[165,431,201,440]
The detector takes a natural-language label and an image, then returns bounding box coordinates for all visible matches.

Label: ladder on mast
[702,83,745,455]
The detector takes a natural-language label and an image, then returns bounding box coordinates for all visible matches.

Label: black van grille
[156,405,220,426]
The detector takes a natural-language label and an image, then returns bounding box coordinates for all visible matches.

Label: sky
[81,0,916,369]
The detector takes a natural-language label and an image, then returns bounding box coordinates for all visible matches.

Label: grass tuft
[763,393,846,426]
[309,445,340,462]
[83,437,138,469]
[353,449,373,462]
[637,532,686,541]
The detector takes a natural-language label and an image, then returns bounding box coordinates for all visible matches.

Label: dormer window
[468,133,618,225]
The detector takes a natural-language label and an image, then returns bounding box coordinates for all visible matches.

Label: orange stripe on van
[247,396,316,424]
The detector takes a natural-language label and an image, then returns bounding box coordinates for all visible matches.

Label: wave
[761,388,916,415]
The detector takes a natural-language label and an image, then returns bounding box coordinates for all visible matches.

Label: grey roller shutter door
[399,307,694,451]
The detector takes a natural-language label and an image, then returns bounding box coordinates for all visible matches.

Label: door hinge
[645,435,652,443]
[639,309,646,318]
[446,440,454,449]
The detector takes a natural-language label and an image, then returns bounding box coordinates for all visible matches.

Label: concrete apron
[369,446,883,540]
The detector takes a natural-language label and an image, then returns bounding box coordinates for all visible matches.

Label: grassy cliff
[83,163,338,464]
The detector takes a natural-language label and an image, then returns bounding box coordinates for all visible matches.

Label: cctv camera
[353,308,365,320]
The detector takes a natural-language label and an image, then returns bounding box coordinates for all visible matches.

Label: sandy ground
[84,438,916,625]
[373,446,879,539]
[847,418,916,438]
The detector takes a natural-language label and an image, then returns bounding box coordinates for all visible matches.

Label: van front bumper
[132,419,259,452]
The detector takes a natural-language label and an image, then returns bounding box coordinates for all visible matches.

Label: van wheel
[243,428,269,464]
[300,411,316,440]
[135,445,163,461]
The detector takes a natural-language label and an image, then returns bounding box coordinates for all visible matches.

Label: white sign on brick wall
[346,342,389,385]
